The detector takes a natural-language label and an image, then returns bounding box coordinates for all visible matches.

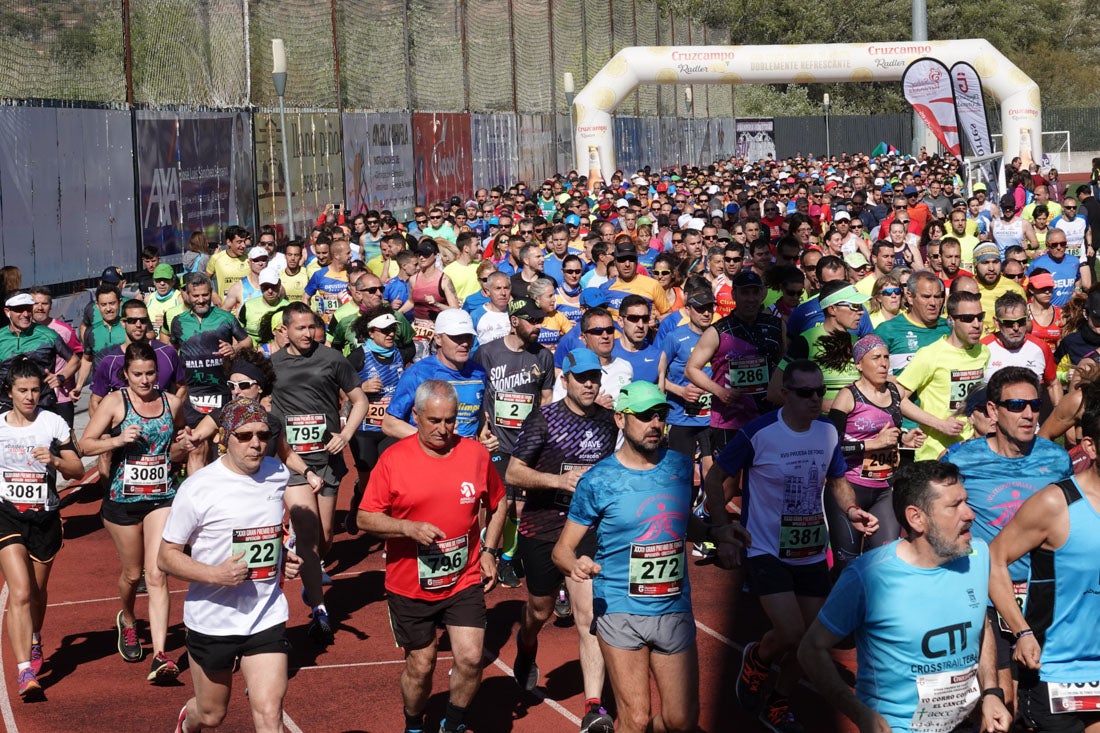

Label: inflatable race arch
[572,40,1041,173]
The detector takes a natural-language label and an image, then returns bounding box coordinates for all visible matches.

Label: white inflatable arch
[573,40,1041,173]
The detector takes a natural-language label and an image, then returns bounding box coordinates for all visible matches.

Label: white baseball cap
[248,246,270,261]
[434,309,475,337]
[258,267,280,286]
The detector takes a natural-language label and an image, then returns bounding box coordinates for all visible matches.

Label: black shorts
[517,531,597,598]
[288,453,347,499]
[0,502,62,563]
[186,622,290,674]
[490,452,522,501]
[667,424,713,460]
[709,427,740,456]
[986,606,1014,671]
[745,554,831,597]
[1018,669,1100,733]
[387,584,486,650]
[101,496,174,527]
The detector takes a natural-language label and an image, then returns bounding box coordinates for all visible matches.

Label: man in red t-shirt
[359,379,507,733]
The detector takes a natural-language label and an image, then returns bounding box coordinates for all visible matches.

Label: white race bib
[121,454,171,497]
[189,393,223,414]
[0,471,47,510]
[911,667,979,732]
[285,414,326,453]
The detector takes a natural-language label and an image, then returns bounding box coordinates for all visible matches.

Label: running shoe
[437,721,467,733]
[735,641,769,713]
[29,640,43,675]
[16,667,42,700]
[512,629,539,692]
[497,559,521,588]
[579,706,615,732]
[174,704,188,733]
[691,541,717,559]
[759,695,804,733]
[554,584,572,619]
[308,609,335,646]
[148,651,181,683]
[320,564,334,586]
[116,610,143,663]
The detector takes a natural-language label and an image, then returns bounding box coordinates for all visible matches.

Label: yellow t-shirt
[146,290,183,338]
[978,277,1026,334]
[444,261,481,303]
[279,267,310,302]
[956,234,981,271]
[897,336,989,460]
[366,255,400,281]
[206,250,250,300]
[606,275,671,317]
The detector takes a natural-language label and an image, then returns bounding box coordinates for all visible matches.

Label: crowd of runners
[0,147,1099,733]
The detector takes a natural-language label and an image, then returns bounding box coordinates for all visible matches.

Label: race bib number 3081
[0,471,47,510]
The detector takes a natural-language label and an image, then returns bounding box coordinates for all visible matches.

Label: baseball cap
[508,298,546,322]
[258,267,280,286]
[580,288,610,308]
[687,217,707,230]
[562,347,602,376]
[565,214,581,227]
[152,264,175,280]
[614,381,670,414]
[999,193,1017,211]
[819,284,871,309]
[613,243,638,259]
[973,182,987,192]
[973,242,1001,263]
[656,182,668,193]
[415,239,439,257]
[686,290,716,310]
[843,252,870,270]
[433,309,475,336]
[367,313,398,330]
[248,246,269,261]
[615,198,630,209]
[100,266,123,284]
[903,185,919,196]
[733,271,764,289]
[873,177,885,187]
[964,386,989,417]
[833,211,851,222]
[4,293,33,308]
[952,198,967,208]
[1028,272,1055,290]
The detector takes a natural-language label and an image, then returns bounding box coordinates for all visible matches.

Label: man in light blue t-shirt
[798,461,1011,733]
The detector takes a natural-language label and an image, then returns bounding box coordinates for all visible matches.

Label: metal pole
[911,0,927,156]
[272,40,295,240]
[823,93,831,160]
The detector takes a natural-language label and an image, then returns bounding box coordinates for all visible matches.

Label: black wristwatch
[480,544,501,559]
[981,687,1005,703]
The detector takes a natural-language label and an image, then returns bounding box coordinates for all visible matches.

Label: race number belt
[121,454,171,497]
[0,471,47,511]
[232,524,283,580]
[554,463,592,510]
[494,392,534,429]
[729,356,768,396]
[778,513,827,559]
[413,318,435,341]
[861,446,899,480]
[1049,682,1100,714]
[997,580,1029,634]
[189,393,223,414]
[685,393,712,418]
[416,535,468,591]
[286,414,326,453]
[948,369,984,411]
[628,539,685,597]
[361,398,390,429]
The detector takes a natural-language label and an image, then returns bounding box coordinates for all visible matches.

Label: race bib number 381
[232,524,283,580]
[286,414,326,453]
[779,513,827,559]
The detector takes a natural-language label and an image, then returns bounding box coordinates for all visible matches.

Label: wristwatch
[480,544,501,559]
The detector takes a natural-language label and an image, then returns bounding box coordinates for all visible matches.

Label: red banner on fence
[412,112,473,206]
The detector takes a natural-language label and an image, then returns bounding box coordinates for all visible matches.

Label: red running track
[0,466,859,733]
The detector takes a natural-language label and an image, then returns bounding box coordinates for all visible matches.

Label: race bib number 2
[232,524,283,580]
[494,392,534,429]
[0,471,47,510]
[286,414,326,453]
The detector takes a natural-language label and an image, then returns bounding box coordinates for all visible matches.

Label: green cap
[614,381,670,414]
[819,284,870,310]
[153,264,175,280]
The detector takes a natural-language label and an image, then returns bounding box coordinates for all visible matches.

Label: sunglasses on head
[231,429,272,442]
[952,312,985,324]
[227,379,260,390]
[997,398,1041,413]
[789,385,827,399]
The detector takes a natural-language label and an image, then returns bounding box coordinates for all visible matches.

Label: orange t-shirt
[362,435,504,601]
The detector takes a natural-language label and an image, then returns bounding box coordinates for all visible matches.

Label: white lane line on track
[0,583,17,733]
[695,617,822,696]
[490,657,582,726]
[293,656,452,672]
[283,711,304,733]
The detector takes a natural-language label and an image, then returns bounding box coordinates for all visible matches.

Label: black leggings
[824,481,900,572]
[349,431,389,510]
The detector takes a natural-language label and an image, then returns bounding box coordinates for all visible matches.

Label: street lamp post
[271,39,295,240]
[564,73,575,174]
[823,93,832,160]
[684,87,694,163]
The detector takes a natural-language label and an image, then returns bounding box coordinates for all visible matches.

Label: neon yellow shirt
[978,277,1025,334]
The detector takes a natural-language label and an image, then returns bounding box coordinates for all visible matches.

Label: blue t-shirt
[819,540,989,733]
[386,356,486,438]
[383,277,410,307]
[612,340,662,383]
[662,323,711,427]
[787,294,874,338]
[462,290,489,314]
[553,324,585,369]
[1027,253,1080,308]
[944,436,1071,582]
[654,309,689,352]
[568,449,695,617]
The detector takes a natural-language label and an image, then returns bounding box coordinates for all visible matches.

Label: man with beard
[972,243,1025,335]
[944,368,1071,711]
[799,461,1011,733]
[980,292,1061,405]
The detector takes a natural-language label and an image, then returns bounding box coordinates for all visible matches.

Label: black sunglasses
[997,399,1041,413]
[998,316,1027,328]
[790,385,827,398]
[952,312,985,324]
[122,317,151,325]
[624,406,670,422]
[622,314,648,323]
[232,429,272,442]
[357,286,384,294]
[584,326,616,336]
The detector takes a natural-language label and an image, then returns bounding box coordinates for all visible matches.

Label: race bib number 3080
[121,454,171,497]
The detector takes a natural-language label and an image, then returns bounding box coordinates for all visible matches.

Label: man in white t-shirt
[160,397,305,733]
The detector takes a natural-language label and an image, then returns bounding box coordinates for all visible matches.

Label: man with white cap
[237,267,289,347]
[221,245,272,316]
[0,292,78,412]
[384,309,488,442]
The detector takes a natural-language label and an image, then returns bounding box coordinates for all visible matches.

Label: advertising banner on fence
[736,118,776,162]
[255,110,343,240]
[902,58,961,157]
[950,61,998,186]
[413,112,473,206]
[517,114,555,187]
[343,112,415,221]
[471,114,516,191]
[136,110,255,262]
